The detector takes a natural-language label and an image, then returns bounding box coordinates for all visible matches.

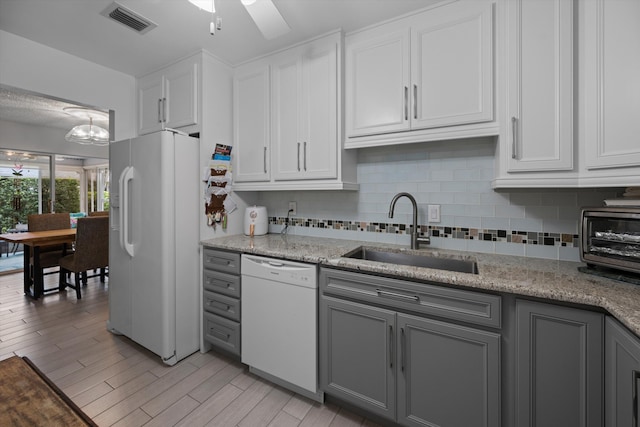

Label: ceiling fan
[188,0,291,40]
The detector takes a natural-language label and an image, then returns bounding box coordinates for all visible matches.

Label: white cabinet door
[233,65,270,182]
[272,55,303,180]
[301,40,338,180]
[272,39,338,181]
[345,28,411,137]
[411,1,494,130]
[584,0,640,170]
[164,61,198,129]
[506,0,573,172]
[137,58,198,135]
[138,72,164,135]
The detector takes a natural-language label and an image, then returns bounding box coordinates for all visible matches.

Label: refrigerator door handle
[119,166,135,257]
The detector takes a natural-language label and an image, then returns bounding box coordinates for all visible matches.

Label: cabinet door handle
[162,97,167,123]
[404,86,409,121]
[157,99,162,123]
[634,370,640,426]
[297,142,301,171]
[401,327,406,373]
[376,289,419,302]
[511,116,518,159]
[389,325,394,368]
[413,84,418,120]
[263,147,267,174]
[303,141,307,171]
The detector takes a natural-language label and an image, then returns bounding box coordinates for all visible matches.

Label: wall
[199,51,258,239]
[0,30,136,141]
[258,138,621,261]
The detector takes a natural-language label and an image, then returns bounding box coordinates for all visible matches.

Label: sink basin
[344,247,479,274]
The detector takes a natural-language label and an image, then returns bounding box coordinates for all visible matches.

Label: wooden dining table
[0,229,76,299]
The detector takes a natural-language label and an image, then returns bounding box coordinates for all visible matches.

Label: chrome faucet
[388,192,430,249]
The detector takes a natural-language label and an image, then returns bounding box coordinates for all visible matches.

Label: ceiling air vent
[100,2,157,34]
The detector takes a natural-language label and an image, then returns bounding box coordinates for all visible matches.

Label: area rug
[0,356,97,427]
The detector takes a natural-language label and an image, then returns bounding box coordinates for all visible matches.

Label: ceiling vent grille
[100,2,157,34]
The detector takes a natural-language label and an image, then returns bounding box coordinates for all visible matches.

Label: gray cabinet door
[605,316,640,427]
[516,300,603,427]
[320,295,396,421]
[397,313,501,427]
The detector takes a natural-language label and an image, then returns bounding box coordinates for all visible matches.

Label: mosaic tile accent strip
[270,217,580,248]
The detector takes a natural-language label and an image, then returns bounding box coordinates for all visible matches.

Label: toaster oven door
[581,210,640,274]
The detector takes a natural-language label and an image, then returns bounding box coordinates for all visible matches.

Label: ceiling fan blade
[243,0,291,40]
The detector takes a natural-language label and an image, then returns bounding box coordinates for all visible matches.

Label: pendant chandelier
[63,107,110,146]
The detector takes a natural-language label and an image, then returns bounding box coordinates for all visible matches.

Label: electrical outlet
[288,201,297,216]
[428,204,440,223]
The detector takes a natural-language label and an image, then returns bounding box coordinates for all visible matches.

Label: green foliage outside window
[0,177,80,232]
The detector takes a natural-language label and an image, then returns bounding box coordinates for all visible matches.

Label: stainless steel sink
[344,247,479,274]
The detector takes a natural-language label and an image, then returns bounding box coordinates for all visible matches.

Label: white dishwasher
[241,254,323,402]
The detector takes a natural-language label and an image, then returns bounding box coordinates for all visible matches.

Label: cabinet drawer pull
[413,84,418,119]
[511,116,518,159]
[376,289,419,302]
[297,142,301,171]
[404,86,409,121]
[389,325,394,368]
[211,329,230,341]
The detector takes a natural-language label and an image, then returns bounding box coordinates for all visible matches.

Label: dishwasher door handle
[267,261,285,268]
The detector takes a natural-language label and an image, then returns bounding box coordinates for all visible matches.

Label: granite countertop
[201,234,640,336]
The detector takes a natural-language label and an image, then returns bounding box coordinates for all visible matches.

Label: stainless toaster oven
[580,207,640,275]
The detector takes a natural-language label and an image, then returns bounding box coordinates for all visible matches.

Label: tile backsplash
[257,137,621,261]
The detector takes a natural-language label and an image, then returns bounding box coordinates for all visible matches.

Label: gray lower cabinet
[396,313,500,427]
[321,296,396,420]
[515,299,603,427]
[320,268,501,427]
[202,248,241,356]
[605,316,640,427]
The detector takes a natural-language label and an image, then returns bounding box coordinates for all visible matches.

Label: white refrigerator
[107,129,200,366]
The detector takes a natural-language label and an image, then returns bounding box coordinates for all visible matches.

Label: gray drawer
[203,248,240,274]
[203,269,241,298]
[203,312,240,356]
[203,290,240,322]
[320,267,501,328]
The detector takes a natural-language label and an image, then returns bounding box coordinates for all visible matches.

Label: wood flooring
[0,270,385,427]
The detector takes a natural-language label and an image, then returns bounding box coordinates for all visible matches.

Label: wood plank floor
[0,270,385,427]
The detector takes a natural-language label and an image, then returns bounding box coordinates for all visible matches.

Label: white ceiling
[0,0,438,130]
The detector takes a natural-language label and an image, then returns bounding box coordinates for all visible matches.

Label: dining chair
[27,213,72,292]
[88,211,109,217]
[58,216,109,299]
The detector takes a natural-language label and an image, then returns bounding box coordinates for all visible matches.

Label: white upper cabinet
[345,0,496,148]
[232,32,357,191]
[583,0,640,171]
[494,0,640,188]
[410,1,494,130]
[233,64,270,183]
[138,56,199,135]
[504,0,574,173]
[345,28,411,137]
[272,37,338,181]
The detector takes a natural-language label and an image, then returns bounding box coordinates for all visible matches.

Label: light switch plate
[428,204,440,223]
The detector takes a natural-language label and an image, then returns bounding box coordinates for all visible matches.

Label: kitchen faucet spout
[388,192,430,250]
